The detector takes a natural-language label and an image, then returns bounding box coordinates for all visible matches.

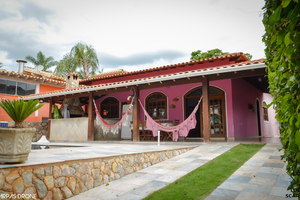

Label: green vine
[262,0,300,196]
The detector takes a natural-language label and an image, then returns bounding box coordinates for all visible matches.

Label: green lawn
[144,143,265,200]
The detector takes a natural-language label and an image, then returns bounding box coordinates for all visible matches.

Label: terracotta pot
[0,127,35,164]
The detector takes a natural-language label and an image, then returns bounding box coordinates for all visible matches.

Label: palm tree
[25,51,58,72]
[0,62,2,68]
[54,53,77,77]
[55,42,99,79]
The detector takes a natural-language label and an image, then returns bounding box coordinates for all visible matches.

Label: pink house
[22,52,280,142]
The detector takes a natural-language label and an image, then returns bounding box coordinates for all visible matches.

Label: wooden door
[185,86,226,138]
[200,95,226,138]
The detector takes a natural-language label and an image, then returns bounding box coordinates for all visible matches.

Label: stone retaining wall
[24,122,48,142]
[0,147,193,199]
[7,122,49,142]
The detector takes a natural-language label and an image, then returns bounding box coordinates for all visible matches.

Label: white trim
[255,98,261,136]
[35,83,40,117]
[143,91,169,121]
[262,100,269,123]
[22,63,266,100]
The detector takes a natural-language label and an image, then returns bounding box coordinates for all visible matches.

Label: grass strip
[144,143,265,200]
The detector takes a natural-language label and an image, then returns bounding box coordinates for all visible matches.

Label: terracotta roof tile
[0,68,66,85]
[79,52,249,83]
[21,58,265,99]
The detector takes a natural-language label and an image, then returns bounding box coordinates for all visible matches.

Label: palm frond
[0,99,43,124]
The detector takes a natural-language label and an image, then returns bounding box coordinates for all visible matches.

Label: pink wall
[94,80,234,137]
[95,91,133,118]
[139,80,234,137]
[231,78,262,137]
[93,79,279,138]
[261,93,280,136]
[230,78,280,138]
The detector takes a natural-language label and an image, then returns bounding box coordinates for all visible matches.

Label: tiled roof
[90,69,128,78]
[0,68,66,85]
[80,52,249,83]
[21,58,265,100]
[24,67,65,81]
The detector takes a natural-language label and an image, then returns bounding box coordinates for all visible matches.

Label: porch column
[132,86,140,141]
[202,76,211,142]
[48,98,54,140]
[88,93,94,141]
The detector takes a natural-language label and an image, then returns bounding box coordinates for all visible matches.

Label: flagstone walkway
[68,143,297,200]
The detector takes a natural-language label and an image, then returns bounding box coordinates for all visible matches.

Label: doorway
[184,86,226,138]
[256,99,262,136]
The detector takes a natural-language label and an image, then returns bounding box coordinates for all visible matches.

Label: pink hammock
[138,96,202,141]
[93,99,133,135]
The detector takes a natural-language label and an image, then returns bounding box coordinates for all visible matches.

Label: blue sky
[0,0,266,73]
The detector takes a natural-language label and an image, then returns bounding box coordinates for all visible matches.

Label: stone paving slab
[205,143,298,200]
[0,142,198,169]
[68,142,239,200]
[67,142,298,200]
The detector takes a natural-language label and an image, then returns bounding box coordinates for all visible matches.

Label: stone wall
[0,148,192,199]
[6,122,48,142]
[24,122,48,142]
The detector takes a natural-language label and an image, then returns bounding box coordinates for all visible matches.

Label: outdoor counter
[49,117,88,142]
[49,117,121,142]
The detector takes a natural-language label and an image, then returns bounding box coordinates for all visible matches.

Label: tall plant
[55,42,99,79]
[262,0,300,195]
[25,51,58,72]
[0,99,43,128]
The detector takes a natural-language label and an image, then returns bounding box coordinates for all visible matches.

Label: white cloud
[0,0,267,72]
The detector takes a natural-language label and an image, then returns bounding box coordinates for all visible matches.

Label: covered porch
[22,58,269,143]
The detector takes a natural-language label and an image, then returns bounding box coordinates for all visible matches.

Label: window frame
[100,97,120,119]
[262,101,269,122]
[0,79,36,96]
[145,92,168,120]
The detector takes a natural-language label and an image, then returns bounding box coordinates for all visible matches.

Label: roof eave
[21,62,266,101]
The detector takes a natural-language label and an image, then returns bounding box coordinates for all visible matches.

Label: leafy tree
[262,0,300,195]
[54,53,77,77]
[25,51,58,72]
[190,48,252,60]
[244,53,253,60]
[55,42,99,79]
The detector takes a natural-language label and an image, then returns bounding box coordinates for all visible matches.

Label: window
[100,97,119,118]
[0,79,36,96]
[146,92,167,119]
[263,101,269,122]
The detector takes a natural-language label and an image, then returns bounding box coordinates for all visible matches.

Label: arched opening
[256,99,262,136]
[145,92,167,119]
[100,97,119,118]
[184,86,226,138]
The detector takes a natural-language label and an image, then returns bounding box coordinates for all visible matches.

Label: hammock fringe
[93,99,133,135]
[138,96,203,141]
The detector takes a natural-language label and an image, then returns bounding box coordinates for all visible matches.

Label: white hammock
[93,99,133,135]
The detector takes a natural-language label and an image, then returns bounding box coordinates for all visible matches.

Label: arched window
[146,92,167,119]
[262,101,269,122]
[100,97,119,118]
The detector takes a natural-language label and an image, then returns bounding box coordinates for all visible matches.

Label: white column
[35,84,40,117]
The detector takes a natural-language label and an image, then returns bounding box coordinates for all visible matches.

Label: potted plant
[0,99,43,164]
